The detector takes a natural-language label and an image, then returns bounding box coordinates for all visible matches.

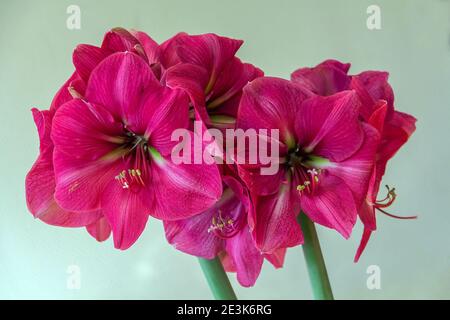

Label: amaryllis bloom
[161,33,263,129]
[25,27,157,242]
[291,60,417,261]
[236,77,379,253]
[26,73,110,241]
[49,52,222,249]
[164,166,285,287]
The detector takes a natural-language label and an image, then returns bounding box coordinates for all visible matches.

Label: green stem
[198,257,238,300]
[298,213,334,300]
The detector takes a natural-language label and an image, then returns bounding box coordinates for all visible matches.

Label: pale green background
[0,0,449,299]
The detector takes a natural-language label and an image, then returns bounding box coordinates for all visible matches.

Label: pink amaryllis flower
[291,60,417,261]
[161,33,263,130]
[26,73,111,241]
[236,77,379,253]
[164,165,285,286]
[26,28,157,242]
[49,52,222,249]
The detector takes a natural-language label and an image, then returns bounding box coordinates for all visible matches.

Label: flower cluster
[26,29,416,287]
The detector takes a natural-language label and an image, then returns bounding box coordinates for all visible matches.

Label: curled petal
[86,216,112,242]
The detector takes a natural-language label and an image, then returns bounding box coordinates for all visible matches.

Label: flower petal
[326,123,379,208]
[354,228,373,262]
[296,91,363,162]
[225,227,264,287]
[291,59,351,96]
[101,182,151,250]
[86,216,112,242]
[73,44,109,83]
[174,33,243,92]
[252,182,303,253]
[237,77,312,146]
[85,52,157,121]
[163,210,223,259]
[26,152,102,227]
[52,99,124,211]
[300,173,357,239]
[150,150,222,220]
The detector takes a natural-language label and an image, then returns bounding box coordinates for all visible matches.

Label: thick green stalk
[198,257,238,300]
[298,214,334,300]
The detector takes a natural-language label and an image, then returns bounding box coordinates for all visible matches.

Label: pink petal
[50,72,79,110]
[225,227,264,287]
[73,44,109,82]
[163,210,223,259]
[132,85,190,156]
[291,59,351,96]
[85,52,157,121]
[101,28,139,53]
[207,58,263,110]
[130,30,161,65]
[237,77,312,146]
[31,108,53,153]
[264,248,286,269]
[300,173,357,239]
[86,216,111,242]
[51,99,124,212]
[326,123,379,208]
[353,71,394,110]
[296,91,363,162]
[252,183,303,253]
[164,63,211,125]
[174,33,243,92]
[101,181,151,250]
[150,152,222,220]
[354,228,373,262]
[159,32,187,68]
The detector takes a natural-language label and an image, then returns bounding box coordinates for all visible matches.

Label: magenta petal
[85,52,157,121]
[291,59,351,96]
[264,248,286,269]
[237,77,312,146]
[26,153,102,227]
[101,182,151,250]
[296,91,363,162]
[175,33,243,91]
[326,123,379,208]
[135,85,190,156]
[353,71,394,110]
[86,216,111,242]
[225,227,264,287]
[208,58,263,109]
[300,173,357,239]
[150,153,222,220]
[52,99,124,211]
[73,44,109,82]
[50,72,79,110]
[101,28,139,53]
[354,228,373,262]
[252,183,303,253]
[130,30,161,65]
[31,108,53,153]
[164,63,210,125]
[163,210,223,259]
